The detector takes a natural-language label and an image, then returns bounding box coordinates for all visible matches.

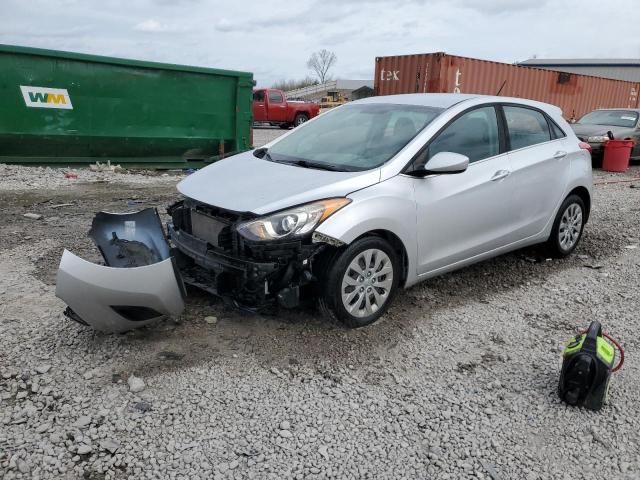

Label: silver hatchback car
[57,94,592,330]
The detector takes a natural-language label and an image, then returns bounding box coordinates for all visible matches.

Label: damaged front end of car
[166,197,346,310]
[55,199,348,333]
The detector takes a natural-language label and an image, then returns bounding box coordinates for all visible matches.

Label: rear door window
[253,90,265,102]
[504,106,552,150]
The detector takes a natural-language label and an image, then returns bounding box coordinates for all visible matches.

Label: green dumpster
[0,44,253,168]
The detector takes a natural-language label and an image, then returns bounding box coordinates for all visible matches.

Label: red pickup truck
[253,88,320,129]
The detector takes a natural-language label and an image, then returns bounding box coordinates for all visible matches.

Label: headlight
[587,135,609,143]
[236,198,351,241]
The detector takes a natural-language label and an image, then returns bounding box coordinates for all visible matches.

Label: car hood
[177,151,381,215]
[571,124,632,138]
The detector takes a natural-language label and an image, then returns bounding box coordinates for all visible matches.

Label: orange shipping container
[375,52,640,120]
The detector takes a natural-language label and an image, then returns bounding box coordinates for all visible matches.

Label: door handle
[553,150,567,159]
[491,170,511,181]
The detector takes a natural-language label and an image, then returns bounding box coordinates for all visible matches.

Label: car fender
[568,150,593,199]
[315,176,418,287]
[541,149,593,238]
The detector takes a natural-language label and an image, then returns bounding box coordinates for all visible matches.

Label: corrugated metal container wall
[0,44,254,167]
[375,53,439,95]
[375,53,640,119]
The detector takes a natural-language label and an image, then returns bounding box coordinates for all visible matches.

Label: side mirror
[424,152,469,174]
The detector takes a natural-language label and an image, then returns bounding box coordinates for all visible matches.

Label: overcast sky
[2,0,639,87]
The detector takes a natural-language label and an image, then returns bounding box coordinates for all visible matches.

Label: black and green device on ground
[558,321,619,410]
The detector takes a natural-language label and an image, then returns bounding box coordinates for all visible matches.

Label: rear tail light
[579,142,592,153]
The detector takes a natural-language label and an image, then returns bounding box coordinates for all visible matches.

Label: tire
[318,236,400,328]
[545,194,586,257]
[293,113,309,127]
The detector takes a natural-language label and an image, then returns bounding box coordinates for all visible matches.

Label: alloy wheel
[341,248,394,318]
[558,203,583,251]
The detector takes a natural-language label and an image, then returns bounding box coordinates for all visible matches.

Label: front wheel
[545,194,586,257]
[318,236,400,328]
[293,113,309,127]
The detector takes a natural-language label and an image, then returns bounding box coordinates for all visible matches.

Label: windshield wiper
[276,159,351,171]
[255,148,354,171]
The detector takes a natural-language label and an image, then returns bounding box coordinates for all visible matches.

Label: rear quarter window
[548,118,567,139]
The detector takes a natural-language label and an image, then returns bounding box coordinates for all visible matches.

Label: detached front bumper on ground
[55,208,186,333]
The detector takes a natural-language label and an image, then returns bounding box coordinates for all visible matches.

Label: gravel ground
[253,126,290,148]
[0,164,184,192]
[1,158,639,480]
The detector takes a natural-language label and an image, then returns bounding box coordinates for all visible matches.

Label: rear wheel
[294,113,309,127]
[319,236,399,328]
[545,194,586,257]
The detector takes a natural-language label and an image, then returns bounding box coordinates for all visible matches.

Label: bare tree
[306,49,337,84]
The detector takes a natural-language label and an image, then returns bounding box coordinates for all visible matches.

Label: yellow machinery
[320,90,348,109]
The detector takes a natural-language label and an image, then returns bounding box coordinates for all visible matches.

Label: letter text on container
[20,85,73,109]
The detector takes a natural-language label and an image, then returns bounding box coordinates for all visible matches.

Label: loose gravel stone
[133,401,152,412]
[100,439,121,454]
[128,375,145,393]
[36,422,51,433]
[318,445,329,459]
[17,459,31,473]
[279,420,291,430]
[74,415,92,428]
[77,444,92,455]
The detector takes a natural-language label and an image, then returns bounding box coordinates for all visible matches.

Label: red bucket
[603,139,634,172]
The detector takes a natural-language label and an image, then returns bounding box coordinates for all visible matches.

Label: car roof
[354,93,478,109]
[354,93,563,115]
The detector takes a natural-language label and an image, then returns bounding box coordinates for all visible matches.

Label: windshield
[266,103,443,171]
[577,110,639,128]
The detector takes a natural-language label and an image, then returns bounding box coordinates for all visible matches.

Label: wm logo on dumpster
[20,86,73,110]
